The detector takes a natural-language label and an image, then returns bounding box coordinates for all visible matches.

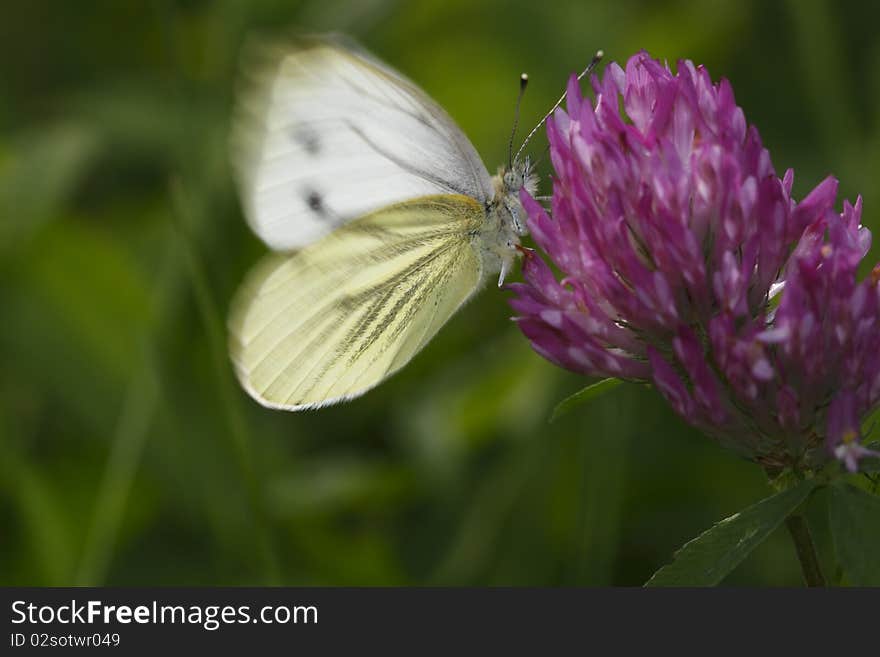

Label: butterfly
[228,34,601,410]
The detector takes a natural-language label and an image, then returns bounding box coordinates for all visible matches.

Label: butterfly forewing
[232,36,495,251]
[228,194,486,410]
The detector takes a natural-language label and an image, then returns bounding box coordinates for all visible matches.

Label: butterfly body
[481,161,537,286]
[229,35,536,410]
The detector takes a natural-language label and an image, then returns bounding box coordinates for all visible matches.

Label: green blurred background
[2,0,878,586]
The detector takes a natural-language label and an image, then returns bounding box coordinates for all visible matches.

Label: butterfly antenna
[508,73,529,170]
[514,49,604,163]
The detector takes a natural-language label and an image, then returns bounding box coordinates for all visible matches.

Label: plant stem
[785,514,825,587]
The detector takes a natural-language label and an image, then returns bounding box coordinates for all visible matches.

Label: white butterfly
[228,35,593,411]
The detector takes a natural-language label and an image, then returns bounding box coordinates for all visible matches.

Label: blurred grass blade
[76,355,159,585]
[0,408,76,584]
[550,378,622,423]
[828,483,880,585]
[74,215,187,585]
[168,178,281,584]
[0,123,98,250]
[429,433,541,583]
[784,0,857,154]
[645,479,819,587]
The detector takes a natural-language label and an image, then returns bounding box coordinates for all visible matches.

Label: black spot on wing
[299,186,347,226]
[301,187,330,219]
[291,126,321,155]
[307,190,323,212]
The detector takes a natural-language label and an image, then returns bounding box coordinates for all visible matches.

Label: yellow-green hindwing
[229,194,485,410]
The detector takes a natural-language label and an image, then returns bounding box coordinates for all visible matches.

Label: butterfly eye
[504,171,517,189]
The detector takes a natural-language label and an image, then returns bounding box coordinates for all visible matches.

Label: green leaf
[856,449,880,474]
[645,479,819,586]
[828,483,880,586]
[863,406,880,443]
[550,378,622,423]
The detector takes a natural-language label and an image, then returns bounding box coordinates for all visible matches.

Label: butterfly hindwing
[228,194,486,410]
[231,35,495,251]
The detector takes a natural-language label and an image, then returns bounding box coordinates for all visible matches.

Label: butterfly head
[483,51,604,287]
[497,157,537,234]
